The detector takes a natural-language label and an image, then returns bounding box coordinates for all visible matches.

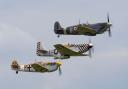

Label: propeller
[88,38,94,58]
[107,13,112,37]
[89,49,92,58]
[108,28,111,37]
[79,19,80,25]
[58,66,62,76]
[56,61,62,76]
[107,13,110,23]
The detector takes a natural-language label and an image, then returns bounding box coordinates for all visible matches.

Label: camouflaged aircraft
[54,14,112,37]
[11,60,62,75]
[36,41,93,59]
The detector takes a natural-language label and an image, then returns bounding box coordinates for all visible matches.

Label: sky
[0,0,128,89]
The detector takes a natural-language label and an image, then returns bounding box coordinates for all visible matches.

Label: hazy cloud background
[0,0,128,89]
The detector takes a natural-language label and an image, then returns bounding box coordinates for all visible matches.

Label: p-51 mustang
[54,14,112,37]
[36,41,93,59]
[11,60,62,75]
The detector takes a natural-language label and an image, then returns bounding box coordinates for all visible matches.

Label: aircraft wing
[54,44,83,56]
[31,63,49,72]
[77,25,96,35]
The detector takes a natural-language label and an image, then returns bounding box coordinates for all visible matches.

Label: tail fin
[54,21,62,30]
[54,21,64,34]
[36,42,48,56]
[11,60,20,70]
[37,42,44,50]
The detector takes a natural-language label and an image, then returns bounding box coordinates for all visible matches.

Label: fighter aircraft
[54,14,112,37]
[36,41,93,59]
[11,60,62,75]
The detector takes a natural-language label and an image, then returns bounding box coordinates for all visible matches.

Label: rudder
[54,21,64,34]
[36,42,48,56]
[11,60,20,70]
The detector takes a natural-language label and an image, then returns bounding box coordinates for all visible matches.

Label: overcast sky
[0,0,128,89]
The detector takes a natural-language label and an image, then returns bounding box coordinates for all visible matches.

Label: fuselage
[54,21,112,36]
[37,43,93,59]
[55,25,96,36]
[11,61,60,73]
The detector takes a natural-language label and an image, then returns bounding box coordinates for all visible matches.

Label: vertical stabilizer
[36,42,48,56]
[54,21,64,34]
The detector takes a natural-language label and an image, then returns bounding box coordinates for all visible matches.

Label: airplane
[54,14,112,37]
[11,60,62,75]
[36,41,94,59]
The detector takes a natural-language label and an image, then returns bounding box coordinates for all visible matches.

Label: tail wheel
[16,71,18,74]
[57,35,60,37]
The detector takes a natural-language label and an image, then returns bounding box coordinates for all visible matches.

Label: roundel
[54,49,58,54]
[74,27,77,31]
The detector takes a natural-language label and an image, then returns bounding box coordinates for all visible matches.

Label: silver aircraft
[11,60,62,75]
[36,41,93,59]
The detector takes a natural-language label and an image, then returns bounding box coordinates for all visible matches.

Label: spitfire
[11,60,62,75]
[54,14,112,37]
[36,41,93,59]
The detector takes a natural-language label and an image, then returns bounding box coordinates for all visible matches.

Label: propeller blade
[108,28,112,37]
[89,46,95,58]
[89,49,92,58]
[107,13,112,37]
[88,38,93,58]
[58,66,62,76]
[107,13,110,23]
[92,46,94,53]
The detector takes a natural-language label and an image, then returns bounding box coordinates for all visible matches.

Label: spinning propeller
[88,38,94,58]
[56,61,62,76]
[107,13,112,37]
[58,66,62,76]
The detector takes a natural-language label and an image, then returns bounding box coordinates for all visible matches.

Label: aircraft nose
[108,23,112,27]
[56,61,62,66]
[89,43,93,48]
